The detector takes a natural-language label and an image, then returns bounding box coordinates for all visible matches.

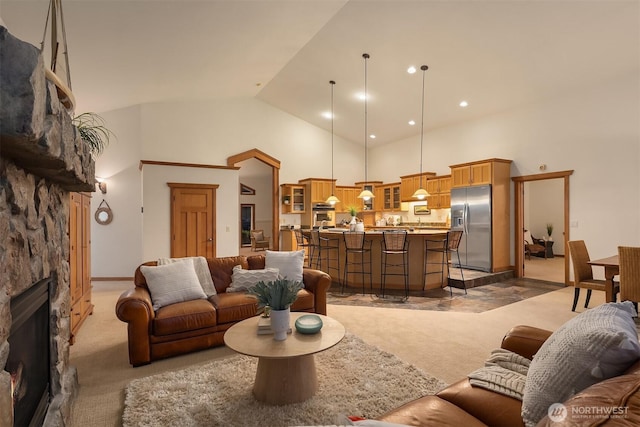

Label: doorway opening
[227,149,281,251]
[241,204,255,247]
[513,170,573,285]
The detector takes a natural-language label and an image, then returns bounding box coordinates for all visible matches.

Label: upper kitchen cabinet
[281,184,305,213]
[334,186,359,213]
[355,181,382,212]
[400,172,436,201]
[298,178,336,204]
[450,159,511,188]
[425,175,452,209]
[378,182,402,211]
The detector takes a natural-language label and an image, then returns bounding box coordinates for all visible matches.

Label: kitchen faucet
[321,220,327,229]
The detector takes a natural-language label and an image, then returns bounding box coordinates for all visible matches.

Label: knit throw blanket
[467,348,531,400]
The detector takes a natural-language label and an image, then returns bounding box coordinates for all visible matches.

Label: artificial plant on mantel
[72,112,114,157]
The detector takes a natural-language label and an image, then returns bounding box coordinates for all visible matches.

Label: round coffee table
[224,312,345,405]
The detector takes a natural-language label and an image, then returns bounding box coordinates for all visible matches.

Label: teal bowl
[295,314,323,334]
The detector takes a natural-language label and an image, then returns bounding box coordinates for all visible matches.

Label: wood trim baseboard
[91,277,133,282]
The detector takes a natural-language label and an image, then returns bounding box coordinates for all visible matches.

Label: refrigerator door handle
[464,203,469,235]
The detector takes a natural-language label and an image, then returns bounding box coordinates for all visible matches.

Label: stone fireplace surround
[0,27,95,426]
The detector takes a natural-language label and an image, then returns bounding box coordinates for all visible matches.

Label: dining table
[588,255,619,302]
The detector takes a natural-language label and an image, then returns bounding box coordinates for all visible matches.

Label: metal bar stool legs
[342,231,372,295]
[380,230,409,301]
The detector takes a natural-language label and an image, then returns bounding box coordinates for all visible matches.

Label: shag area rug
[123,333,447,427]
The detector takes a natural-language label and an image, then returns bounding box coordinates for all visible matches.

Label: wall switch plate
[570,221,578,227]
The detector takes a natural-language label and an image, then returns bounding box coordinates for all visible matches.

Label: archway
[227,149,281,250]
[512,170,573,285]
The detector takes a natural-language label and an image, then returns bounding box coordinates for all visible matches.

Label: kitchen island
[310,228,450,294]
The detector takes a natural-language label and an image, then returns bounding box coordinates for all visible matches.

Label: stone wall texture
[1,26,95,426]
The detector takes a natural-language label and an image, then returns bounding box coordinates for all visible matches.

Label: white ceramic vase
[270,308,290,341]
[349,216,357,231]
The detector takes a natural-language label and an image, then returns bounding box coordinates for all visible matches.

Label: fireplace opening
[5,278,52,427]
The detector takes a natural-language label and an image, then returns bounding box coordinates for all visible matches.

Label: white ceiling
[1,0,638,148]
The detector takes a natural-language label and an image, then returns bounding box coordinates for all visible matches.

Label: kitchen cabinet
[281,184,305,213]
[400,172,436,201]
[450,160,507,188]
[298,178,336,204]
[334,186,359,213]
[355,181,382,212]
[424,175,452,208]
[378,182,401,211]
[69,192,93,344]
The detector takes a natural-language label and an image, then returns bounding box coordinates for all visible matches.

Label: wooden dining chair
[618,246,640,312]
[567,240,618,311]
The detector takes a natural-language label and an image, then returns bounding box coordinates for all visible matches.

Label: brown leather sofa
[377,325,640,427]
[116,255,331,367]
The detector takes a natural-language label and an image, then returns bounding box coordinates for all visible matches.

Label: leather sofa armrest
[302,267,331,316]
[115,287,155,366]
[501,325,553,360]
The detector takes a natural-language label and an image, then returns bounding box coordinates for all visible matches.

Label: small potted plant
[348,206,358,231]
[72,112,114,157]
[546,223,554,241]
[248,279,303,340]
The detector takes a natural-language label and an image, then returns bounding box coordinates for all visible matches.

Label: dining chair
[618,246,640,312]
[567,240,618,311]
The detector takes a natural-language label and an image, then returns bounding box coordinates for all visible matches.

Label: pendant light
[325,80,340,206]
[412,65,430,200]
[357,53,375,201]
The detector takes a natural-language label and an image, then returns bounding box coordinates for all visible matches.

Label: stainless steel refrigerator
[450,185,492,272]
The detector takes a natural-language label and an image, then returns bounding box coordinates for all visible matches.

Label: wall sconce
[97,180,107,194]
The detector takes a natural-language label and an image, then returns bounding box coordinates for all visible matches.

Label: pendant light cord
[330,80,335,193]
[419,65,428,189]
[363,53,370,185]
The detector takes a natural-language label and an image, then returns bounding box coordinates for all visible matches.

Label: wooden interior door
[169,183,218,258]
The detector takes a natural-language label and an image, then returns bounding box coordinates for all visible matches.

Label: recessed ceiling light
[407,66,417,74]
[322,112,333,119]
[408,120,415,126]
[459,100,469,107]
[369,134,376,139]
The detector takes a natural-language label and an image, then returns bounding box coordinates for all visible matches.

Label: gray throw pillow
[521,301,640,427]
[140,258,207,310]
[227,265,280,293]
[265,250,305,285]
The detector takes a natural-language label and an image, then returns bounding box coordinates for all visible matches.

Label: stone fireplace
[0,26,95,426]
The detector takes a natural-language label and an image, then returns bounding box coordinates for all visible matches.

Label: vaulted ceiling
[1,0,638,148]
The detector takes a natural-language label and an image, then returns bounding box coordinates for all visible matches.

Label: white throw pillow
[521,301,640,427]
[140,258,207,310]
[157,256,217,296]
[265,250,305,285]
[228,265,280,293]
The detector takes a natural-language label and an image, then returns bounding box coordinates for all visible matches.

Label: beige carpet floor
[70,280,590,426]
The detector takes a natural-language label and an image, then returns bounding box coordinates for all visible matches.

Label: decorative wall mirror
[95,199,113,225]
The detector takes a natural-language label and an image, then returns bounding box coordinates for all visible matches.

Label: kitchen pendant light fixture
[412,65,430,200]
[357,53,375,201]
[325,80,340,206]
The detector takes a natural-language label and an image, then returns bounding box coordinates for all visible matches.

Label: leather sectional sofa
[376,324,640,427]
[116,254,330,366]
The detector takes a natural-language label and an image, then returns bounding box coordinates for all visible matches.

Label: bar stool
[342,231,372,295]
[379,230,410,301]
[309,230,340,286]
[424,230,466,296]
[294,229,313,267]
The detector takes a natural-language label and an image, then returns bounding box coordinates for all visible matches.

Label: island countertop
[301,228,450,293]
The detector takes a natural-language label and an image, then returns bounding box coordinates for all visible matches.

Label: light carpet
[122,333,448,427]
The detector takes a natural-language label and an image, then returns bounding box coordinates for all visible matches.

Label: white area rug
[123,333,447,427]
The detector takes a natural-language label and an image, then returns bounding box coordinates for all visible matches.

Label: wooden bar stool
[424,230,466,296]
[294,229,313,267]
[342,231,372,295]
[379,230,410,300]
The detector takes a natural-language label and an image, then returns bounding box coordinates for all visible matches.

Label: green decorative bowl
[295,314,323,334]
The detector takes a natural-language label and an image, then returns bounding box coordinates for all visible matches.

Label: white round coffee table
[224,312,345,405]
